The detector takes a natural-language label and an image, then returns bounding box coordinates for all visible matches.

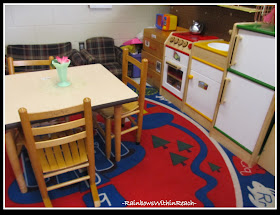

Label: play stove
[162,32,219,100]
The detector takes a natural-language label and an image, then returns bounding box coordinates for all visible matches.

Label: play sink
[207,42,229,52]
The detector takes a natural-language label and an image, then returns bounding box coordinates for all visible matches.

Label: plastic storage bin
[130,53,142,78]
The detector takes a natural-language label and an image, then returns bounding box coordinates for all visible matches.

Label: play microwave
[156,14,177,31]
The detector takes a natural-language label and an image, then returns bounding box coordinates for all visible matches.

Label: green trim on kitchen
[227,68,275,91]
[214,126,253,154]
[237,23,275,36]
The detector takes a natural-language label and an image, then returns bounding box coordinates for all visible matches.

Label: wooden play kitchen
[182,39,229,129]
[210,22,275,173]
[159,22,275,174]
[160,31,220,108]
[142,26,187,88]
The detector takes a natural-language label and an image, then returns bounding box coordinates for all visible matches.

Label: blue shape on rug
[83,184,126,207]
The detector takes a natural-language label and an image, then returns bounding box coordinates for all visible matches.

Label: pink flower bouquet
[55,56,70,64]
[53,56,71,65]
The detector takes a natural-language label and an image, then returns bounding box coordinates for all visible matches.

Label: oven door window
[166,61,183,90]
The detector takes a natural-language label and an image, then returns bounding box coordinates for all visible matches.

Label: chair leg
[5,130,28,193]
[37,177,52,207]
[37,174,53,207]
[90,184,101,207]
[136,112,144,145]
[43,196,53,207]
[25,143,53,207]
[87,165,100,207]
[105,118,111,159]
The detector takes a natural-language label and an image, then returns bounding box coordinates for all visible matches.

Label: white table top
[5,64,138,128]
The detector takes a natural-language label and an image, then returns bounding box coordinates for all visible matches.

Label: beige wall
[5,4,169,50]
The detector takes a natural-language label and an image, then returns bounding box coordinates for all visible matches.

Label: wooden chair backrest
[121,48,148,106]
[18,97,94,157]
[7,56,54,75]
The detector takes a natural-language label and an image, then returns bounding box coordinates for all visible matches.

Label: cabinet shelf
[218,5,262,13]
[167,72,182,82]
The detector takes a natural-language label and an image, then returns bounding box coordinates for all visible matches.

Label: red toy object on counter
[172,32,219,42]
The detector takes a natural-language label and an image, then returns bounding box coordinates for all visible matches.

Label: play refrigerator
[212,22,275,165]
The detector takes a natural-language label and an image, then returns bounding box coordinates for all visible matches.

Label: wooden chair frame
[19,97,100,207]
[96,48,148,159]
[6,56,55,163]
[7,56,54,75]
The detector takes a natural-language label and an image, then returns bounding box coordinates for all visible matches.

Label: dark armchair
[80,37,132,79]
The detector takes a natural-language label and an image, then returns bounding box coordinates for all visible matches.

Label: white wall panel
[13,5,53,26]
[5,4,169,51]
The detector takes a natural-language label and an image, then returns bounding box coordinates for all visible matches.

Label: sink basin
[208,42,229,52]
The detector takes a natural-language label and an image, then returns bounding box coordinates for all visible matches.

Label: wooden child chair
[96,48,148,159]
[6,56,55,158]
[7,56,54,75]
[18,97,100,207]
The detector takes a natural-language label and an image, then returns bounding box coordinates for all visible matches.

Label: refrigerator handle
[229,35,242,67]
[220,78,231,104]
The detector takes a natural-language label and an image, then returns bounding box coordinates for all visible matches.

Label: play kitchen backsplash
[159,21,275,171]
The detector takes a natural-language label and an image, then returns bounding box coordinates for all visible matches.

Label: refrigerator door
[231,29,275,87]
[214,72,274,153]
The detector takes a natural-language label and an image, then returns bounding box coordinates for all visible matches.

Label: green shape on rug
[152,135,170,149]
[170,152,188,166]
[177,140,193,152]
[208,162,221,172]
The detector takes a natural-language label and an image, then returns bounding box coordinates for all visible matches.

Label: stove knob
[169,36,175,43]
[182,41,188,47]
[174,38,179,44]
[188,43,192,49]
[178,39,183,46]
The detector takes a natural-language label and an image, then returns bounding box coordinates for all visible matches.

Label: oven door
[162,57,188,100]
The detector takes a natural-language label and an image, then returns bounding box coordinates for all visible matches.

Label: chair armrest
[80,49,95,64]
[68,49,87,66]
